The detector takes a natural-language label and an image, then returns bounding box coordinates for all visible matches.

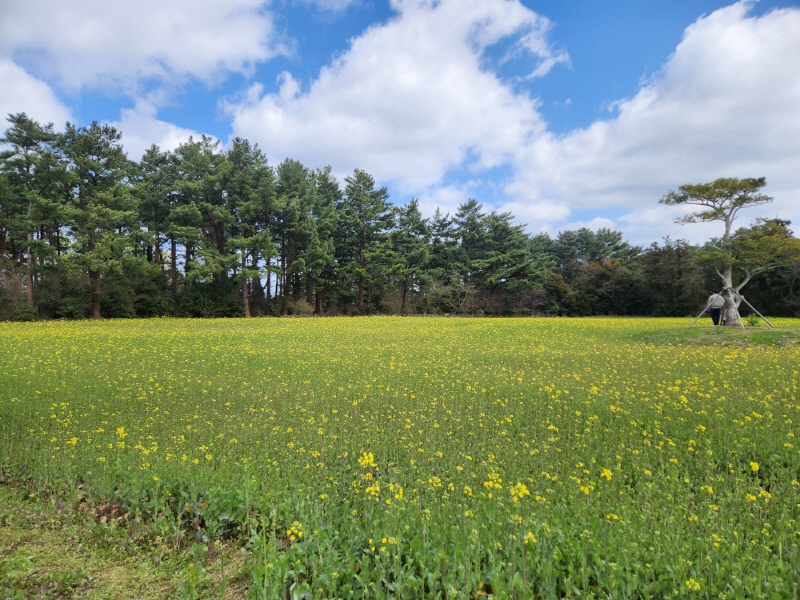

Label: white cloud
[224,0,566,189]
[415,184,477,219]
[0,59,72,127]
[497,201,571,232]
[224,0,800,247]
[507,1,800,242]
[110,100,206,161]
[0,0,287,92]
[5,0,794,249]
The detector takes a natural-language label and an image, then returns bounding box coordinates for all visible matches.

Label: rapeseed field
[1,317,798,598]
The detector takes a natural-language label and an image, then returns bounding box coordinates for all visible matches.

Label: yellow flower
[749,461,759,473]
[523,531,537,545]
[483,472,503,490]
[358,452,377,469]
[509,482,530,502]
[600,468,613,481]
[286,521,303,542]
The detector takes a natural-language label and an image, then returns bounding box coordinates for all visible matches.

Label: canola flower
[0,316,799,598]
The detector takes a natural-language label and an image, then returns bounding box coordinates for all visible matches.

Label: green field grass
[1,317,799,598]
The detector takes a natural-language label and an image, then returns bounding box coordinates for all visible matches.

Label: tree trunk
[242,251,251,318]
[26,232,34,308]
[89,269,101,319]
[252,273,265,316]
[357,242,366,309]
[266,257,271,301]
[170,237,178,299]
[722,292,742,327]
[401,284,408,313]
[719,265,733,289]
[25,199,34,308]
[315,290,323,315]
[280,253,289,316]
[154,235,163,266]
[717,266,743,327]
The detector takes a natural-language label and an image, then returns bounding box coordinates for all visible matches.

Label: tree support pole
[734,292,775,328]
[688,300,713,329]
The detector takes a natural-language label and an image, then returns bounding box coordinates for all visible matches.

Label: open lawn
[1,317,799,598]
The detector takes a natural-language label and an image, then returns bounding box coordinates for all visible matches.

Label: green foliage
[639,237,705,316]
[337,169,394,312]
[2,114,800,320]
[660,177,772,229]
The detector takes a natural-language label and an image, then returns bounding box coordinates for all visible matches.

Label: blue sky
[2,0,799,245]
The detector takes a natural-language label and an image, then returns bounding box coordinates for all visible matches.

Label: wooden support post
[688,300,713,329]
[735,292,775,328]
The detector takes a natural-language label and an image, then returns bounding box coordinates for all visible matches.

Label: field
[1,317,799,598]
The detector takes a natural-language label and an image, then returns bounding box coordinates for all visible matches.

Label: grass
[0,484,177,599]
[642,324,800,347]
[1,316,800,598]
[0,482,249,599]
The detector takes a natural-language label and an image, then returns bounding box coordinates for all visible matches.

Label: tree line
[1,113,799,320]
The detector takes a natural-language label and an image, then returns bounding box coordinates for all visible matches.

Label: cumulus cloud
[0,0,287,92]
[0,59,72,127]
[110,100,207,161]
[224,0,566,190]
[507,1,800,243]
[5,0,796,248]
[222,0,800,246]
[497,201,572,232]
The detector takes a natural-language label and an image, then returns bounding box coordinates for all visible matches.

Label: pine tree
[388,199,430,313]
[338,169,394,311]
[275,159,315,315]
[59,122,137,318]
[307,167,340,314]
[225,138,276,317]
[0,113,66,311]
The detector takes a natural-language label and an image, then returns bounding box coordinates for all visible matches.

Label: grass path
[0,485,246,599]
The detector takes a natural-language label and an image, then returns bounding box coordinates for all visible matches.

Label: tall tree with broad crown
[660,177,800,323]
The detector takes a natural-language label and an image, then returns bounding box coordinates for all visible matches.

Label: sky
[2,0,799,246]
